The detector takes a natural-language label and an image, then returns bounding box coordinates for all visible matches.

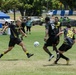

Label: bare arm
[1,26,8,33]
[45,29,48,37]
[44,29,48,42]
[20,29,27,37]
[56,31,63,36]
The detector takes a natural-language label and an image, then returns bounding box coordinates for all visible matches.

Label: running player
[0,20,33,58]
[43,17,60,61]
[20,18,26,40]
[54,24,75,64]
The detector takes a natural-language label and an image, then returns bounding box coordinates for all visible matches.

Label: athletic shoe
[48,54,54,61]
[0,54,3,58]
[27,53,34,58]
[66,59,70,65]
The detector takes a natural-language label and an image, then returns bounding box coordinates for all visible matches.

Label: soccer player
[43,17,60,61]
[0,20,33,58]
[54,24,75,64]
[53,17,61,50]
[20,18,26,40]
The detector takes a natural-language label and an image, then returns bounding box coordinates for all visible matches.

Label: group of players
[43,16,76,64]
[0,16,76,65]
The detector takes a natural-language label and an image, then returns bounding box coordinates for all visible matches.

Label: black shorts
[59,44,72,52]
[9,38,22,47]
[44,36,59,47]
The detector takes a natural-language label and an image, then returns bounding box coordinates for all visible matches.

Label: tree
[60,0,76,10]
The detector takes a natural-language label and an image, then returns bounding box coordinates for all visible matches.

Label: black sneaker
[27,53,34,58]
[0,54,3,58]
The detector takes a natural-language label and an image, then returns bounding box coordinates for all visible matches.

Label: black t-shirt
[9,24,21,39]
[48,22,57,37]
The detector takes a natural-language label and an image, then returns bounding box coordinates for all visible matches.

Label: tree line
[0,0,76,16]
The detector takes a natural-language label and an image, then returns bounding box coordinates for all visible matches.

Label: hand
[25,34,27,37]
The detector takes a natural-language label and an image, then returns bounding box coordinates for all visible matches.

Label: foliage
[0,0,76,16]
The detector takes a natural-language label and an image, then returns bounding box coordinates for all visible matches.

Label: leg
[29,27,31,34]
[0,47,14,58]
[43,45,52,56]
[26,26,28,34]
[43,45,54,61]
[54,50,69,64]
[19,41,27,52]
[52,44,58,53]
[19,41,34,58]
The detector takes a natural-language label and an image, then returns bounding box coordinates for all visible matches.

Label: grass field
[0,25,76,75]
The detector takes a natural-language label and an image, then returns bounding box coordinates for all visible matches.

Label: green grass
[0,25,76,75]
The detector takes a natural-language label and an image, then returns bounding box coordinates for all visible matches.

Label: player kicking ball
[54,24,75,65]
[0,20,33,58]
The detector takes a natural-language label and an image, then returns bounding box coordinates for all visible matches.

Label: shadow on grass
[0,59,26,61]
[43,63,73,67]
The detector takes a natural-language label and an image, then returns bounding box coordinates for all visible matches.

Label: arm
[44,29,48,42]
[1,26,8,33]
[20,29,27,37]
[56,31,63,36]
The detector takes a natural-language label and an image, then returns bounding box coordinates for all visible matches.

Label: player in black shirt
[54,24,75,64]
[20,19,26,40]
[43,17,60,61]
[0,20,33,58]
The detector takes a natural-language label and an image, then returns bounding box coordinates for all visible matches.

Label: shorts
[9,38,22,47]
[44,36,59,47]
[59,43,72,52]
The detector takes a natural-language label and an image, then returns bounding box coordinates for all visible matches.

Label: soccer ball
[34,41,39,47]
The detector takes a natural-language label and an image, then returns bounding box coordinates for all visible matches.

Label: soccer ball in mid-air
[34,41,39,47]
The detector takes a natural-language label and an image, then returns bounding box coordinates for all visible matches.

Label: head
[27,17,31,20]
[67,23,71,28]
[22,18,26,22]
[55,17,59,22]
[45,17,50,23]
[5,21,8,25]
[16,19,22,26]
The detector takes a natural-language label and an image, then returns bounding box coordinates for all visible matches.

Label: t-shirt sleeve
[8,24,14,28]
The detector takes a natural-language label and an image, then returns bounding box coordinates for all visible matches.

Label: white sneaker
[48,55,54,61]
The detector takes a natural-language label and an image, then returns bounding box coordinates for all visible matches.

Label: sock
[25,51,29,55]
[48,52,52,56]
[60,54,69,60]
[55,53,61,63]
[46,50,52,56]
[2,52,5,55]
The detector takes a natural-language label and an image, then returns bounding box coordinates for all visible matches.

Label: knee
[43,46,47,50]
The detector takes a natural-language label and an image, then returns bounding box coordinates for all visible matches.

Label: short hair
[16,19,21,22]
[45,17,50,21]
[67,24,71,28]
[55,17,58,19]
